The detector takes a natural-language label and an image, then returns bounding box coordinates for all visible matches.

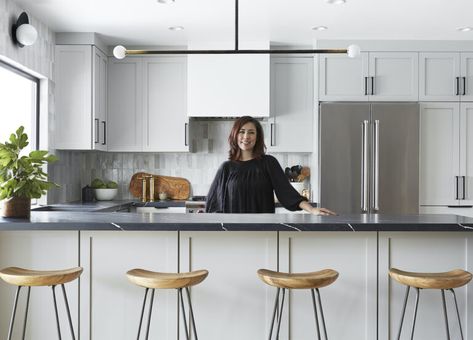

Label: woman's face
[237,122,257,152]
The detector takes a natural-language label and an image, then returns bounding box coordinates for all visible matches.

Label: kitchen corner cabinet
[267,57,313,152]
[55,45,107,150]
[319,52,418,101]
[419,52,473,101]
[107,56,189,152]
[419,102,473,206]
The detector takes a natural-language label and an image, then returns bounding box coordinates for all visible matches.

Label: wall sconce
[12,12,38,48]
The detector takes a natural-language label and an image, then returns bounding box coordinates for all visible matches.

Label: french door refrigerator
[319,102,419,214]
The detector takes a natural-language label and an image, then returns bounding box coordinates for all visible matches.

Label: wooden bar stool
[127,268,208,340]
[257,268,339,340]
[389,267,472,340]
[0,266,83,340]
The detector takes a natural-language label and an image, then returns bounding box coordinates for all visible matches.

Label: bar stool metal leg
[441,290,451,340]
[268,288,280,340]
[275,288,286,340]
[7,286,22,340]
[136,288,149,340]
[145,289,155,340]
[185,287,199,340]
[396,285,410,340]
[410,288,420,340]
[21,286,31,340]
[449,288,465,340]
[52,285,62,340]
[311,289,322,340]
[61,284,76,340]
[316,288,329,340]
[179,288,190,340]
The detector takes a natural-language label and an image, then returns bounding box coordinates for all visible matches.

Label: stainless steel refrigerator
[319,102,419,214]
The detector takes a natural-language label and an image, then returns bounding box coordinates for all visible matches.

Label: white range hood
[187,42,270,118]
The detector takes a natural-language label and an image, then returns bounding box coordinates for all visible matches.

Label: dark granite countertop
[1,211,473,231]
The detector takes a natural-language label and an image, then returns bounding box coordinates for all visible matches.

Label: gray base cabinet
[1,230,472,340]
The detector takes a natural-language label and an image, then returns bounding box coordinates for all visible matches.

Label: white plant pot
[94,188,118,201]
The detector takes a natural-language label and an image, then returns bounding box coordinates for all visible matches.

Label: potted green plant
[0,126,58,218]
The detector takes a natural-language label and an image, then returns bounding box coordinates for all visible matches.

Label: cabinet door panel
[379,233,473,340]
[279,232,377,340]
[319,53,369,101]
[369,52,418,101]
[420,102,460,205]
[107,58,143,151]
[420,53,460,101]
[268,57,313,152]
[460,103,473,204]
[0,231,78,340]
[179,232,277,340]
[55,45,92,149]
[93,47,107,151]
[143,57,188,152]
[79,231,178,340]
[461,53,473,100]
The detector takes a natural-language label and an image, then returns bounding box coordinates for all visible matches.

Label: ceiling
[14,0,473,47]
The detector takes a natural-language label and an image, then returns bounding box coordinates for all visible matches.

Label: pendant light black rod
[124,49,348,55]
[235,0,239,51]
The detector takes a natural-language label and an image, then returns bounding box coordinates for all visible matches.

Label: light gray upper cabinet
[107,58,143,152]
[419,102,473,206]
[319,52,419,101]
[420,52,473,101]
[107,56,188,152]
[55,45,107,150]
[267,57,313,152]
[143,57,189,152]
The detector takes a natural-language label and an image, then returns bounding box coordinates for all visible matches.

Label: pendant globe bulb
[113,45,127,59]
[347,44,361,58]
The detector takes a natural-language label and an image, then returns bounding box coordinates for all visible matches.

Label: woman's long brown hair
[228,116,266,161]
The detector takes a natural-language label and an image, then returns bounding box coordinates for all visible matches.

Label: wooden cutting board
[129,172,190,200]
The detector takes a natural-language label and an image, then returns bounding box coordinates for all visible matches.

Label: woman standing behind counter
[206,116,335,215]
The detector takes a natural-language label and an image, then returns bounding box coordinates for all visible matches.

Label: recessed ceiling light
[169,26,184,31]
[312,26,328,31]
[457,27,473,32]
[157,0,175,3]
[325,0,346,4]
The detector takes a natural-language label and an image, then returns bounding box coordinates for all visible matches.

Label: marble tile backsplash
[48,121,311,203]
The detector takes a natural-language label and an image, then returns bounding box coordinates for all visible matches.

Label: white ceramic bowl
[94,188,118,201]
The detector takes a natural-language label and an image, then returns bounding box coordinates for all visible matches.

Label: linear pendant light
[113,0,360,59]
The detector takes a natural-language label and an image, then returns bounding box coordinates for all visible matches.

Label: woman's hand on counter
[299,201,336,216]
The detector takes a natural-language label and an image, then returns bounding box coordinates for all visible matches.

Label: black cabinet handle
[101,121,106,145]
[184,123,188,146]
[364,77,368,95]
[94,118,99,144]
[463,77,466,96]
[456,77,460,95]
[371,76,375,95]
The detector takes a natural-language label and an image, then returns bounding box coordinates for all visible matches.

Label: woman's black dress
[205,155,306,213]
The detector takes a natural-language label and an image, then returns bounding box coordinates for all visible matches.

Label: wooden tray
[129,172,190,201]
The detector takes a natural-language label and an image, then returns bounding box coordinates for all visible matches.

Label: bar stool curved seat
[257,268,338,289]
[389,267,472,340]
[257,268,339,340]
[0,266,83,340]
[127,268,208,340]
[127,268,208,289]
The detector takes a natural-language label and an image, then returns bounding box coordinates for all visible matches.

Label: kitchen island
[0,212,472,340]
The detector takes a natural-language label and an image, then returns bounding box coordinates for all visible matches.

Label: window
[0,60,39,152]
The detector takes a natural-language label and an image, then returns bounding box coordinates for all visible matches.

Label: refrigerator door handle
[361,120,369,212]
[373,120,380,211]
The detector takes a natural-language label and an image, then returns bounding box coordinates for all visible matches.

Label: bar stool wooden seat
[257,268,339,340]
[127,269,208,340]
[0,266,83,340]
[389,267,472,340]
